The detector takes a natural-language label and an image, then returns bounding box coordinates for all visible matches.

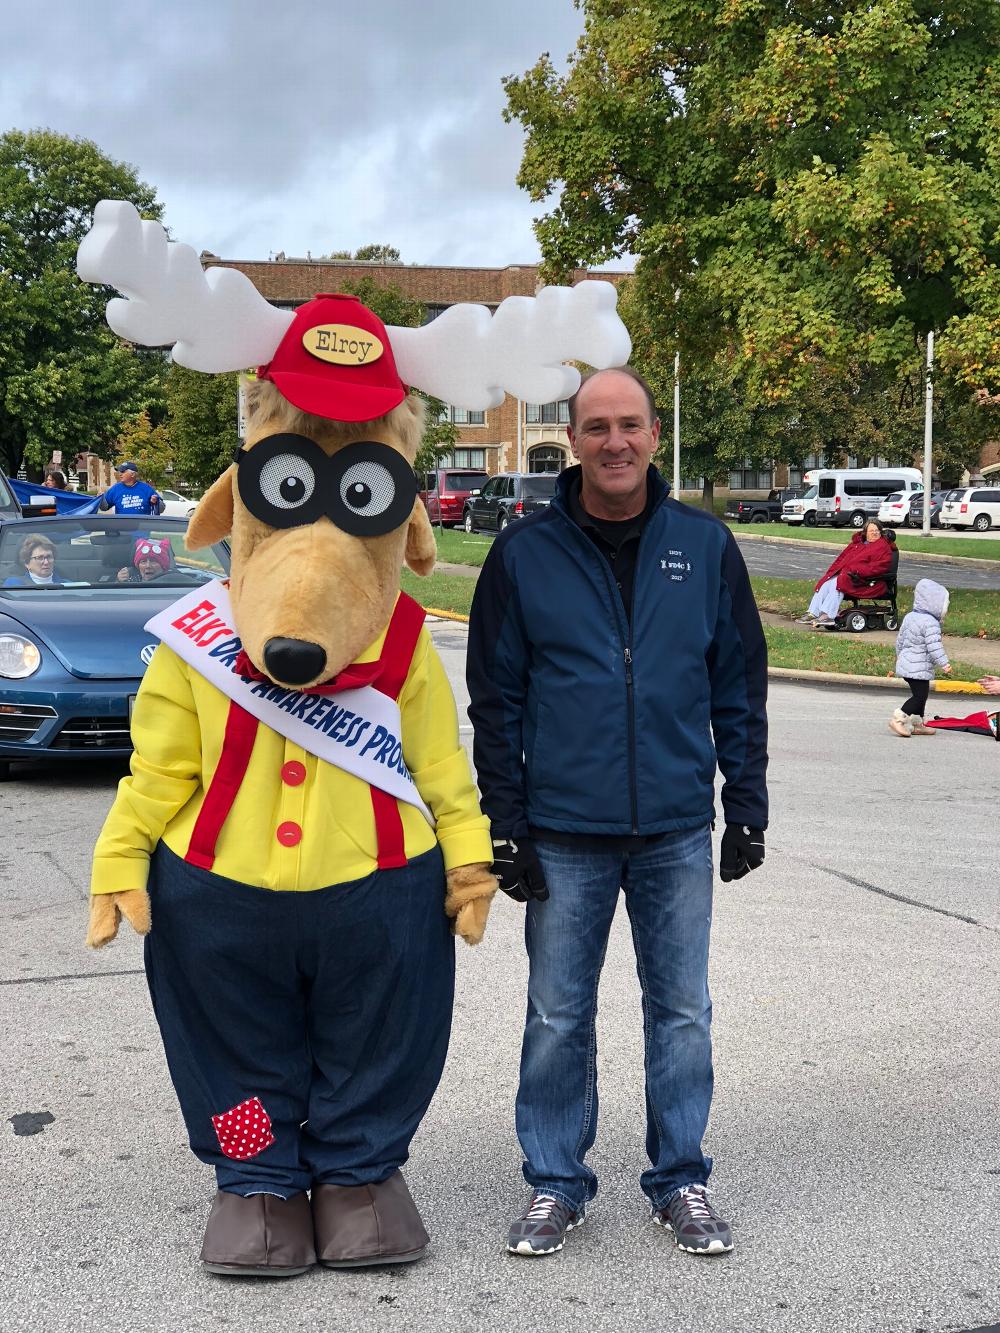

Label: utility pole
[922,332,934,536]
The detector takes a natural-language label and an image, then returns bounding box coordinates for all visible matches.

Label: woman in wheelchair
[798,519,894,627]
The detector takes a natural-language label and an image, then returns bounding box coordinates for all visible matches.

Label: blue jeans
[516,826,714,1213]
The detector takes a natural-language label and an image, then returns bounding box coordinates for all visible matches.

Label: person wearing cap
[98,461,163,516]
[115,537,172,583]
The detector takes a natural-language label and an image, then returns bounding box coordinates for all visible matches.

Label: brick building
[206,255,626,479]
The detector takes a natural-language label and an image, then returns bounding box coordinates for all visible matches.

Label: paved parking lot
[1,623,998,1333]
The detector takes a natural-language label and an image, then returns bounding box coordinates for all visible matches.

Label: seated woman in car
[798,518,893,626]
[2,534,62,587]
[115,537,173,583]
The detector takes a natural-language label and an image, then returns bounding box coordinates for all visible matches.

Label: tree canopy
[505,1,1000,483]
[0,128,165,478]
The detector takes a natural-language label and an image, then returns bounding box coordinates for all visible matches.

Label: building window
[728,461,773,490]
[526,400,570,425]
[439,404,486,426]
[679,476,704,490]
[527,445,566,474]
[787,453,827,487]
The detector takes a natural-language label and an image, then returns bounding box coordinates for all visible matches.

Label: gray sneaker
[507,1192,585,1256]
[652,1184,732,1255]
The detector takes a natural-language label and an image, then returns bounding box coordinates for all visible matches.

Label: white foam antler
[77,201,293,372]
[387,280,632,409]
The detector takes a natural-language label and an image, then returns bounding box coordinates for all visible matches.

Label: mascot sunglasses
[233,434,418,536]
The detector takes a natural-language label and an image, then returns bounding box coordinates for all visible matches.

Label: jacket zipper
[552,482,669,836]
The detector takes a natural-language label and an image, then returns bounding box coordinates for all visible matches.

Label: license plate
[128,694,136,721]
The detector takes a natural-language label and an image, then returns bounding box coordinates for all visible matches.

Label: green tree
[504,1,1000,466]
[114,410,175,489]
[166,365,239,490]
[0,128,165,478]
[316,244,402,264]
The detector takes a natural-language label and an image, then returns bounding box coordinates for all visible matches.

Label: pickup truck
[724,487,804,524]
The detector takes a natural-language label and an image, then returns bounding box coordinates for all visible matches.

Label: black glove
[491,836,549,903]
[849,571,871,585]
[719,824,765,882]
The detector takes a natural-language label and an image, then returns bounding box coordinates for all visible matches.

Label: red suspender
[185,701,259,870]
[369,593,426,869]
[184,594,426,872]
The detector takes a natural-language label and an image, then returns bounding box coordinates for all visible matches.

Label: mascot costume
[78,201,631,1277]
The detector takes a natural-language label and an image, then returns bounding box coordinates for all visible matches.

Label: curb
[769,666,986,694]
[424,607,470,624]
[731,530,1000,572]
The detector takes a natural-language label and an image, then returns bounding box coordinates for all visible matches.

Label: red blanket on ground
[926,710,1000,737]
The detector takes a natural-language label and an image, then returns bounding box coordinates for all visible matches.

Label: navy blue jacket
[467,467,768,839]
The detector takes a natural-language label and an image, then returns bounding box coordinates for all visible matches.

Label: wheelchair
[829,530,900,633]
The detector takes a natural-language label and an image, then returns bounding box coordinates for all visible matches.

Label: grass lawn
[431,526,495,567]
[751,576,1000,639]
[764,625,985,682]
[401,569,476,616]
[725,521,1000,561]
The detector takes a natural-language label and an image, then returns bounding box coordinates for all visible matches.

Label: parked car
[157,488,199,520]
[724,488,803,524]
[780,485,818,526]
[0,515,230,779]
[0,470,23,525]
[877,490,921,527]
[463,472,558,533]
[905,491,945,528]
[418,468,489,527]
[814,467,924,528]
[939,486,1000,531]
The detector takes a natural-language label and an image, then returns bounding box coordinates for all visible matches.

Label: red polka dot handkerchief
[212,1096,275,1160]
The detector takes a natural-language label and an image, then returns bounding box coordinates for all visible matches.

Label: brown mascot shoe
[312,1171,430,1268]
[200,1190,316,1277]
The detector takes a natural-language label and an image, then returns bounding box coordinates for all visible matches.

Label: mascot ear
[404,499,437,576]
[186,469,235,550]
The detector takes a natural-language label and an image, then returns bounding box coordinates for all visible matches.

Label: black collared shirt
[567,474,653,624]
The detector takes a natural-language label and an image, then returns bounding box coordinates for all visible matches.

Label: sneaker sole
[506,1214,584,1257]
[651,1213,733,1255]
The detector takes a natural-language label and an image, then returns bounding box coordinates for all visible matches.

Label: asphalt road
[1,621,998,1333]
[734,533,1000,591]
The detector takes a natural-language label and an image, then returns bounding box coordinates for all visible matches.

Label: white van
[813,468,924,529]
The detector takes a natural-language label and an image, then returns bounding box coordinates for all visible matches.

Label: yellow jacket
[91,620,491,895]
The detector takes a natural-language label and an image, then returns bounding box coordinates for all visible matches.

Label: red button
[276,821,302,847]
[281,761,306,786]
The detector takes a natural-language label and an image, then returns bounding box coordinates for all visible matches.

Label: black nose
[263,637,327,686]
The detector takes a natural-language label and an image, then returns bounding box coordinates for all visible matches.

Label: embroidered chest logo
[660,549,692,583]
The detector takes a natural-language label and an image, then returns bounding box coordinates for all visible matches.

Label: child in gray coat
[891,578,952,736]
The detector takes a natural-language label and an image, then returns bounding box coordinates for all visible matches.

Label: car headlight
[0,633,42,679]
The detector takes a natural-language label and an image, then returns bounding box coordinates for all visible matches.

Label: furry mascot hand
[86,889,152,949]
[444,864,497,946]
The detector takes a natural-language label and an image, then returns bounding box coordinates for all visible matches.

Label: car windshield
[801,486,817,499]
[523,476,558,497]
[444,473,488,491]
[0,517,229,591]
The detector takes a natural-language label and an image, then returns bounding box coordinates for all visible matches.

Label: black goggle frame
[233,434,417,537]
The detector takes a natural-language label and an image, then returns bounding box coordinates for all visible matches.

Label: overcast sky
[3,1,603,267]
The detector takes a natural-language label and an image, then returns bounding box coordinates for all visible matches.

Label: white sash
[144,581,433,825]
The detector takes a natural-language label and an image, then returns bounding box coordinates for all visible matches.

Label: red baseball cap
[258,294,407,423]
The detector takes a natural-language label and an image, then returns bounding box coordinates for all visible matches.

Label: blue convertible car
[0,515,230,779]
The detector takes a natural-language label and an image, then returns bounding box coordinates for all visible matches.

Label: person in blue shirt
[98,462,163,516]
